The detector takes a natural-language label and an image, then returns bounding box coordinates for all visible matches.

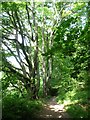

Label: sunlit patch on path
[36,97,71,118]
[49,104,64,112]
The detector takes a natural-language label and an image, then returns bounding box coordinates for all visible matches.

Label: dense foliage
[1,1,89,119]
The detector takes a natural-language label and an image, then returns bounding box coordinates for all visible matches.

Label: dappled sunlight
[49,104,64,112]
[39,113,63,118]
[46,115,52,117]
[37,97,71,118]
[62,96,82,107]
[58,115,62,118]
[39,114,53,118]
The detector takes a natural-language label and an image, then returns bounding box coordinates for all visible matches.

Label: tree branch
[2,58,30,83]
[3,36,32,71]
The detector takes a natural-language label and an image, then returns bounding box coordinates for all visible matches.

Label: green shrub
[2,94,42,120]
[66,104,88,118]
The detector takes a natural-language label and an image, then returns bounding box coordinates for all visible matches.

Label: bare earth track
[36,96,71,118]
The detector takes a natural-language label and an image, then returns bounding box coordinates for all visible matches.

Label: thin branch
[14,11,24,45]
[26,3,34,42]
[2,58,30,82]
[3,36,33,72]
[2,41,21,65]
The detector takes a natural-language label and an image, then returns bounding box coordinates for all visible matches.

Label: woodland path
[36,96,71,118]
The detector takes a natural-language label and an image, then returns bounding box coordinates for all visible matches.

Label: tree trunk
[30,1,40,99]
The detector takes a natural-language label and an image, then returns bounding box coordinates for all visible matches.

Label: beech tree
[1,1,62,98]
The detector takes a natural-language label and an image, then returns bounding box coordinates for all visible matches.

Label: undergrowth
[57,88,88,118]
[2,94,42,120]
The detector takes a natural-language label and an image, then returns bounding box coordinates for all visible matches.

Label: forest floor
[36,96,71,118]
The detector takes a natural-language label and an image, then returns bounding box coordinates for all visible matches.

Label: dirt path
[36,96,71,118]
